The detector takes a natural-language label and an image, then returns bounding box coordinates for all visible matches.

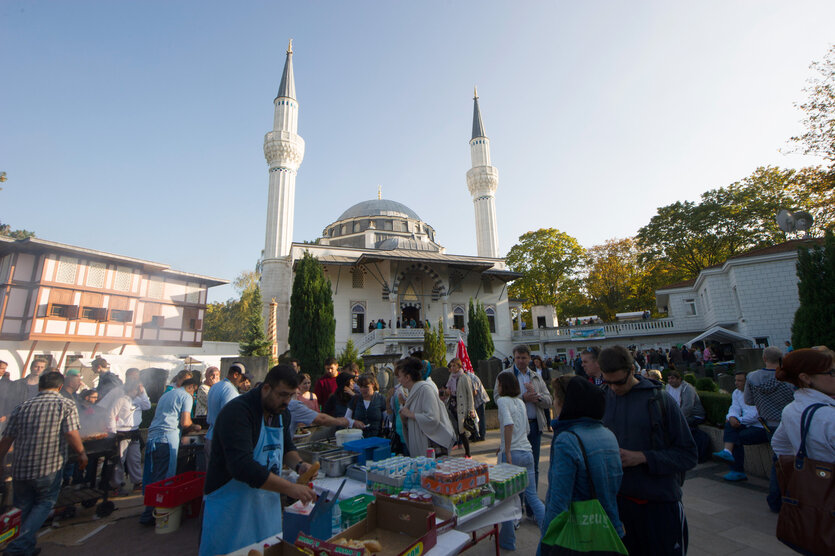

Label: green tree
[791,45,835,165]
[337,339,364,370]
[505,228,585,319]
[289,252,335,379]
[0,221,35,240]
[585,238,656,321]
[204,270,260,342]
[636,166,831,280]
[238,285,272,357]
[467,299,494,363]
[423,319,447,369]
[791,231,835,349]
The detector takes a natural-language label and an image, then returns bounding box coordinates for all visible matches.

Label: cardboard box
[328,494,438,556]
[264,539,314,556]
[295,533,365,556]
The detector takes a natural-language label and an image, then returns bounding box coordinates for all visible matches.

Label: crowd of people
[0,339,832,555]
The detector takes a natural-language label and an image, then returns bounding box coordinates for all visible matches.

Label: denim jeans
[6,469,63,555]
[499,450,545,550]
[528,419,542,492]
[722,423,768,473]
[140,442,172,523]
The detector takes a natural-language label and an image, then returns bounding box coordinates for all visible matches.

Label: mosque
[259,41,521,361]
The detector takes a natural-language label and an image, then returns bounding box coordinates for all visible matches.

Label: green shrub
[661,369,671,382]
[683,373,697,386]
[695,377,719,392]
[485,389,497,410]
[698,391,732,426]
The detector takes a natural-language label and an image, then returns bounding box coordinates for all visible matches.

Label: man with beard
[199,365,315,556]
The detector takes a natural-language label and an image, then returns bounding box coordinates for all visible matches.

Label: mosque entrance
[401,304,420,328]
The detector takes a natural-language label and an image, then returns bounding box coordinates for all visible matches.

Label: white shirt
[772,388,835,461]
[496,396,531,453]
[666,384,682,405]
[726,389,762,428]
[513,366,537,420]
[107,395,136,433]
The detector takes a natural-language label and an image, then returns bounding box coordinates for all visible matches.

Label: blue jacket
[602,376,697,502]
[545,418,624,537]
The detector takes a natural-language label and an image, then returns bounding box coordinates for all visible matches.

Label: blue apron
[143,428,180,484]
[199,415,284,556]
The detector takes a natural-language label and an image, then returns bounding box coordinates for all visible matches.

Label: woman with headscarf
[323,372,356,418]
[397,357,455,457]
[444,358,476,457]
[541,376,624,551]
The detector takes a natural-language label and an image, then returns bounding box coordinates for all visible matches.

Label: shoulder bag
[776,403,835,555]
[540,431,628,555]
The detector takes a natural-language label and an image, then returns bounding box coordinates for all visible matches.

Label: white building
[513,239,818,359]
[259,42,518,360]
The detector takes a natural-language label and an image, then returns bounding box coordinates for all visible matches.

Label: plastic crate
[343,437,391,465]
[339,493,376,528]
[0,508,21,544]
[144,471,205,508]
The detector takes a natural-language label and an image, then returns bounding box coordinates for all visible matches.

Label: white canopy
[686,326,755,347]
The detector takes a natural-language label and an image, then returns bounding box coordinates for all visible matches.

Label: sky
[1,1,833,303]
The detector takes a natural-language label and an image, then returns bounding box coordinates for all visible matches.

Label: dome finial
[474,85,478,99]
[377,185,382,200]
[287,38,293,54]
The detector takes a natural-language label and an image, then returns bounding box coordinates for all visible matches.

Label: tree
[467,299,494,363]
[791,231,835,349]
[204,270,260,342]
[289,252,335,379]
[238,285,272,357]
[505,229,585,319]
[0,221,35,240]
[337,339,364,370]
[791,45,835,165]
[584,238,656,321]
[423,319,447,369]
[636,166,831,281]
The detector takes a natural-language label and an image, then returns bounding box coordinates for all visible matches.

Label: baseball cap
[65,369,81,377]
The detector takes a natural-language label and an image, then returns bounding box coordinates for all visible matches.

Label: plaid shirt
[4,391,80,480]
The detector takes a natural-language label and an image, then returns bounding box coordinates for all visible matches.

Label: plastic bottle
[332,499,342,536]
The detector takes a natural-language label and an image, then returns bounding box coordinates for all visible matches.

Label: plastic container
[153,505,183,534]
[335,428,363,446]
[343,437,391,465]
[144,471,205,508]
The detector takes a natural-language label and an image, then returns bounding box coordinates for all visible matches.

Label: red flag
[456,338,474,373]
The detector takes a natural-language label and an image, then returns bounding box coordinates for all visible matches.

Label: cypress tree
[792,231,835,348]
[467,298,494,363]
[289,252,336,378]
[238,286,272,357]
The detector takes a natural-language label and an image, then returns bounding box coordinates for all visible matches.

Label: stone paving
[30,429,794,555]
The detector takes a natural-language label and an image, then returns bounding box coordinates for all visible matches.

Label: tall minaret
[466,87,500,258]
[261,39,305,354]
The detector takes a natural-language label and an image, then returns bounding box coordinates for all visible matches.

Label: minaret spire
[276,39,296,100]
[466,89,500,258]
[472,86,486,140]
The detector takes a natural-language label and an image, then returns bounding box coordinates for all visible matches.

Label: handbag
[540,431,628,556]
[776,403,835,556]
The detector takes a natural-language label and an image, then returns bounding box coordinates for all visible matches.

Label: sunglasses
[602,370,631,386]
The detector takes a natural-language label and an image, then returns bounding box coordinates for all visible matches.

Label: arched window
[351,303,366,333]
[453,306,465,330]
[485,306,496,333]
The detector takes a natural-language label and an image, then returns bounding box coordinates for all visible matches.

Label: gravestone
[220,356,271,384]
[735,348,764,373]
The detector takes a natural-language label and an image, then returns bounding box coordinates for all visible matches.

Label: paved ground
[26,429,793,555]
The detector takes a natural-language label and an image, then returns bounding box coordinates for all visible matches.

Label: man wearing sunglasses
[599,345,697,556]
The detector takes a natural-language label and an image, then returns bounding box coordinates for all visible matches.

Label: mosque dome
[337,199,421,221]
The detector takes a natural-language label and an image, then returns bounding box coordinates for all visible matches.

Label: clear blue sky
[2,1,833,302]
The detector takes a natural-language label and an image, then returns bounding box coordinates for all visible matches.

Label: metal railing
[511,318,699,343]
[355,327,461,352]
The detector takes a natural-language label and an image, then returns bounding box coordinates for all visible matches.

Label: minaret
[466,87,500,258]
[261,39,305,354]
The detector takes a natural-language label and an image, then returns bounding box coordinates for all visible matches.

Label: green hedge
[695,377,719,392]
[698,391,732,427]
[683,373,696,386]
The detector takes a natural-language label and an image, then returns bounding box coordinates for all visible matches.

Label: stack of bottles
[366,456,437,495]
[421,457,494,516]
[488,463,528,500]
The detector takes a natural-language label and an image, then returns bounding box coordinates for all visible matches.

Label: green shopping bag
[540,432,628,556]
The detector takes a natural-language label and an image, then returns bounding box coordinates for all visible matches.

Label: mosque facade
[259,42,519,361]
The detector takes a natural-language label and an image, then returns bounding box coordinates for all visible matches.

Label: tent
[686,326,755,348]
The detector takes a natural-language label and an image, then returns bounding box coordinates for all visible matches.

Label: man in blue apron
[139,376,202,525]
[200,365,316,556]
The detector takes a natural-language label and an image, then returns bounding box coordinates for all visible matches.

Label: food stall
[227,439,526,556]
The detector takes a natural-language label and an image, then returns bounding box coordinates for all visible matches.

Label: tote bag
[540,431,628,556]
[776,403,835,556]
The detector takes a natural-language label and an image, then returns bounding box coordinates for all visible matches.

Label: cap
[228,363,246,375]
[65,369,81,377]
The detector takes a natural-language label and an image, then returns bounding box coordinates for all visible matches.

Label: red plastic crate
[0,508,21,544]
[144,471,205,508]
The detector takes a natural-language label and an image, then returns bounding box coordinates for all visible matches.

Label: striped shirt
[4,391,80,480]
